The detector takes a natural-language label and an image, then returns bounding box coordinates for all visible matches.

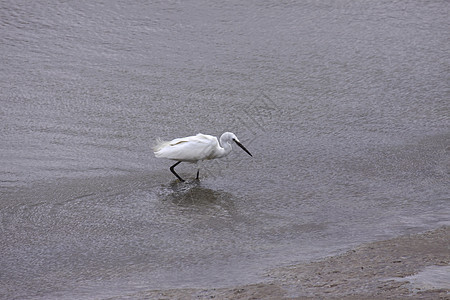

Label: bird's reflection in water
[162,180,236,216]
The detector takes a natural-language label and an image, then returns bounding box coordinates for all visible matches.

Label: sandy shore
[110,226,449,299]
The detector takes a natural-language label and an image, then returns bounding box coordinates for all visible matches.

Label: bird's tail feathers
[153,137,169,153]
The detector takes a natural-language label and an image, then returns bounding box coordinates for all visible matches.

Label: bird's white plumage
[154,133,226,162]
[154,132,252,181]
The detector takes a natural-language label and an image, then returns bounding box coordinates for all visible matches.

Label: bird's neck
[217,138,232,158]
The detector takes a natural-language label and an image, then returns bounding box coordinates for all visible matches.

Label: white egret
[153,132,252,182]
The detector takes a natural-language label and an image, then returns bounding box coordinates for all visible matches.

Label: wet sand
[109,226,449,299]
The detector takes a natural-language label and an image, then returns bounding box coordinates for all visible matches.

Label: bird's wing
[154,134,219,162]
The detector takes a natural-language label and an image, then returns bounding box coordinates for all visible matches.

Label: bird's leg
[170,161,184,182]
[196,169,200,180]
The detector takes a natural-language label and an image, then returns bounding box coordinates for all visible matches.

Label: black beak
[233,139,252,157]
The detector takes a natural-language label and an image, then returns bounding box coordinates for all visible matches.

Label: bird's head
[221,132,252,157]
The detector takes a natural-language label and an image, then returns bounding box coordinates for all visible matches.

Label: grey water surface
[1,1,449,299]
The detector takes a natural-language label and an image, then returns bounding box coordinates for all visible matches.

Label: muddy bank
[109,226,449,299]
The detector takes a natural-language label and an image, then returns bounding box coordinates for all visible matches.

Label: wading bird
[153,132,252,182]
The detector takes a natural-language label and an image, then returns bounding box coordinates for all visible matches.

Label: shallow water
[391,265,450,292]
[1,1,449,299]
